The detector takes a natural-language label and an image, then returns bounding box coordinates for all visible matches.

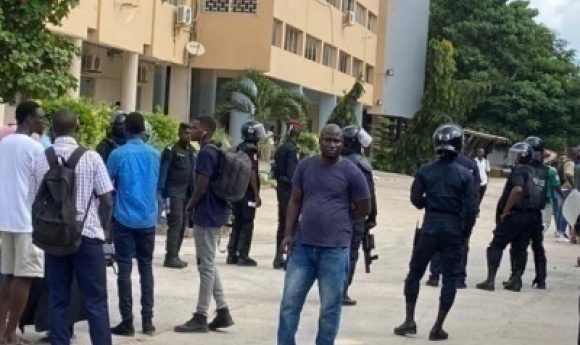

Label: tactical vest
[518,164,549,211]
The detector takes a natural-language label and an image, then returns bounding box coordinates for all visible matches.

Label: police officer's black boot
[164,255,187,269]
[273,240,285,269]
[476,247,502,291]
[343,286,357,306]
[394,302,417,336]
[503,271,523,292]
[208,307,235,330]
[532,244,547,289]
[505,251,526,292]
[502,249,516,287]
[429,308,449,341]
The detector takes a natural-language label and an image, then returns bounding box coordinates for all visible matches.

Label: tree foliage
[0,0,81,102]
[215,69,310,124]
[327,79,365,128]
[430,0,580,149]
[390,40,488,175]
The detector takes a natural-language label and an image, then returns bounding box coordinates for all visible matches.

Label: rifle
[362,222,378,273]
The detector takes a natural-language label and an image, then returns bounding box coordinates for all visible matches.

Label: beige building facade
[0,0,428,142]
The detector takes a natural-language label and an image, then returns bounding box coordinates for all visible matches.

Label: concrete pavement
[22,172,579,344]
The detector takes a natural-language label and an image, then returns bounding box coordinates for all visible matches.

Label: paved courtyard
[22,172,579,344]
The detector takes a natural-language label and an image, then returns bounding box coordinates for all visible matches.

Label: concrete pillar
[67,38,83,99]
[229,77,257,146]
[121,51,139,112]
[195,69,218,118]
[168,65,191,123]
[354,102,363,126]
[318,93,337,133]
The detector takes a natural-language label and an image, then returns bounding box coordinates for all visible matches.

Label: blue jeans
[46,237,112,345]
[112,220,156,321]
[555,190,571,233]
[277,243,349,345]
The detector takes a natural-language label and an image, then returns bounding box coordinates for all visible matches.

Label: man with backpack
[0,101,45,345]
[226,120,265,267]
[175,116,238,333]
[29,109,115,345]
[107,112,160,337]
[159,123,196,269]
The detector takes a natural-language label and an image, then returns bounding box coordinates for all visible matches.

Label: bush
[297,131,320,158]
[39,98,111,149]
[143,111,179,152]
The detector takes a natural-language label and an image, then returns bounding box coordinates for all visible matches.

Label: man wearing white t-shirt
[0,101,45,345]
[475,148,490,205]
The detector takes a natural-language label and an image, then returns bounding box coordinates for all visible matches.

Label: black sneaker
[208,307,235,330]
[426,278,439,287]
[174,313,209,333]
[111,320,135,337]
[164,257,188,269]
[456,281,467,289]
[273,256,285,270]
[343,295,357,306]
[226,255,238,265]
[143,318,156,335]
[237,256,258,267]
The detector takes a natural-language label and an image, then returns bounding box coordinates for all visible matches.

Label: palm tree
[215,69,310,124]
[327,78,365,128]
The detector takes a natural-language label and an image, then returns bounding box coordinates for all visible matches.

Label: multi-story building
[1,0,430,146]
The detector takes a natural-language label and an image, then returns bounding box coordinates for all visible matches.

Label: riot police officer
[96,112,127,164]
[476,141,547,292]
[395,124,477,341]
[159,123,196,269]
[272,121,301,269]
[341,125,377,306]
[502,136,552,290]
[227,120,265,266]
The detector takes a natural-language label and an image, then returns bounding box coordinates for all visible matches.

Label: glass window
[339,51,350,74]
[272,19,283,47]
[355,3,366,25]
[367,12,378,32]
[284,26,302,54]
[323,44,337,68]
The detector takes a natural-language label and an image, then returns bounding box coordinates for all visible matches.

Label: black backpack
[32,147,91,256]
[207,144,252,203]
[518,164,549,211]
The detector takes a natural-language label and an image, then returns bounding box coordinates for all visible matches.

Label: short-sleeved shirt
[293,156,370,247]
[30,136,114,240]
[561,160,575,189]
[498,165,528,211]
[0,134,44,233]
[191,144,229,228]
[546,165,560,204]
[107,138,160,229]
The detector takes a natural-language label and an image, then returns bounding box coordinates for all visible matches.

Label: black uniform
[272,138,299,266]
[405,158,476,314]
[228,141,260,263]
[343,153,377,293]
[428,152,480,285]
[476,162,547,291]
[159,141,196,263]
[96,138,123,164]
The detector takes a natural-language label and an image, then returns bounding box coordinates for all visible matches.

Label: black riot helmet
[524,136,544,162]
[111,112,127,143]
[342,125,362,154]
[433,124,463,157]
[506,142,533,167]
[241,120,266,143]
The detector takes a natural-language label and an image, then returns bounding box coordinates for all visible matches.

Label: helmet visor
[506,146,527,167]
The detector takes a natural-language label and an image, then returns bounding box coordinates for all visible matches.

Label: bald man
[277,124,372,345]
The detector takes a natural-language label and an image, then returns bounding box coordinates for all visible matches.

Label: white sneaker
[555,233,570,242]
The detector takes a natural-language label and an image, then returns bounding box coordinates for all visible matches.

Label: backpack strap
[65,147,88,169]
[45,147,58,169]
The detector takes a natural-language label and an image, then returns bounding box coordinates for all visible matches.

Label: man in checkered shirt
[30,110,115,345]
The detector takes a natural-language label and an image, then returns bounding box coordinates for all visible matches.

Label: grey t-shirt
[293,156,371,247]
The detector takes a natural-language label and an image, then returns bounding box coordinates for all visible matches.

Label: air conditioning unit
[82,55,102,73]
[138,65,149,83]
[344,11,355,26]
[176,5,193,26]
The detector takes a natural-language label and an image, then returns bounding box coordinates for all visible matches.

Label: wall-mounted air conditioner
[176,5,193,26]
[82,55,102,73]
[344,11,355,26]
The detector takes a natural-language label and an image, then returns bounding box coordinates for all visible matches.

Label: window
[367,12,378,33]
[284,25,302,55]
[162,0,181,5]
[352,58,363,78]
[204,0,258,13]
[326,0,338,6]
[355,3,366,25]
[365,64,375,84]
[272,19,283,47]
[323,44,337,68]
[338,51,350,74]
[304,35,321,62]
[341,0,353,12]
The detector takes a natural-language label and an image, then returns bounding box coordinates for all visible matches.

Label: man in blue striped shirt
[107,112,160,337]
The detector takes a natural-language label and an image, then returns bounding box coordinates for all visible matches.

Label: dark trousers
[405,218,462,312]
[45,237,112,345]
[429,231,472,283]
[112,220,156,321]
[346,221,365,289]
[508,215,545,281]
[165,196,187,258]
[228,196,257,257]
[276,183,292,257]
[479,185,487,205]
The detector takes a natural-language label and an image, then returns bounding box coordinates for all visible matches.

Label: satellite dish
[186,41,206,56]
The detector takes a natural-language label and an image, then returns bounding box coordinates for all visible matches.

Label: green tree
[390,40,488,175]
[429,0,580,146]
[215,69,310,123]
[327,79,365,128]
[0,0,81,101]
